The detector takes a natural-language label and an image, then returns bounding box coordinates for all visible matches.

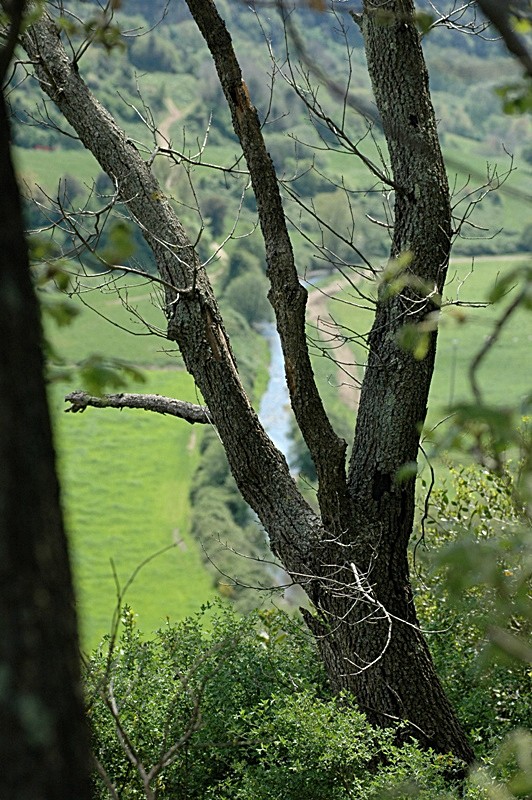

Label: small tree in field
[16,0,530,765]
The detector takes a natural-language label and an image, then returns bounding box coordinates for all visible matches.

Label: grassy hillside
[44,273,183,367]
[52,369,217,651]
[45,283,218,649]
[11,0,532,265]
[430,255,532,415]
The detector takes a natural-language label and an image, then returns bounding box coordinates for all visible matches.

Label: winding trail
[305,275,362,413]
[156,98,186,192]
[157,97,183,147]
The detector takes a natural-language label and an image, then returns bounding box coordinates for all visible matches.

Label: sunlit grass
[321,253,532,428]
[52,369,216,651]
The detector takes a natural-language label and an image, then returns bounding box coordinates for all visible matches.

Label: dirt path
[157,97,183,147]
[305,275,363,412]
[156,98,186,192]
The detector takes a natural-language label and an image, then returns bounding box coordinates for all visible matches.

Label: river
[257,323,294,463]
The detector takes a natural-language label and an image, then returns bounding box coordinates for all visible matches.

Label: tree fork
[22,2,476,764]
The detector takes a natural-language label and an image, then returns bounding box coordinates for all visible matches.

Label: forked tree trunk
[188,0,474,764]
[22,0,474,764]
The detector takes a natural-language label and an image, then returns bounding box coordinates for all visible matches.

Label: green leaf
[396,324,430,360]
[41,296,80,328]
[415,11,435,35]
[512,16,532,34]
[100,220,136,264]
[395,462,418,484]
[374,8,395,26]
[487,271,518,304]
[56,15,80,36]
[78,355,145,396]
[381,250,414,282]
[495,81,532,115]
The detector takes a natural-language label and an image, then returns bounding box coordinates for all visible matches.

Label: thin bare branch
[93,755,120,800]
[469,284,527,405]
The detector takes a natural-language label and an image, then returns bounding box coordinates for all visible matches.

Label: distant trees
[129,32,177,73]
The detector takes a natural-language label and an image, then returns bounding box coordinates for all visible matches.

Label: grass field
[46,275,184,368]
[323,253,532,437]
[46,278,218,650]
[45,250,531,649]
[52,369,217,651]
[430,254,532,417]
[14,145,101,194]
[46,271,272,650]
[15,117,531,259]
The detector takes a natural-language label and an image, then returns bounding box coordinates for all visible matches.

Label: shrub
[222,270,273,327]
[86,605,464,800]
[413,466,532,753]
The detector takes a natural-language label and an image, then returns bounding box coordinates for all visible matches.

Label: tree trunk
[21,2,475,764]
[301,0,473,763]
[0,84,91,798]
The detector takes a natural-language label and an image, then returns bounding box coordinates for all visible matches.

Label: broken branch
[64,390,211,424]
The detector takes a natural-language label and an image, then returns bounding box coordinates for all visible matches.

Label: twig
[469,285,526,405]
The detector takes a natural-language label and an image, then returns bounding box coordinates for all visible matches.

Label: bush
[519,222,532,252]
[222,270,273,327]
[414,466,532,753]
[190,429,275,604]
[86,606,324,798]
[86,605,464,800]
[85,466,532,800]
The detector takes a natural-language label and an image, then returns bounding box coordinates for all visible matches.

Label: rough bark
[64,390,211,422]
[312,0,472,762]
[21,2,475,763]
[0,53,91,800]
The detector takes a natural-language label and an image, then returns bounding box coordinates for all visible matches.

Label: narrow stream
[257,323,295,467]
[255,314,318,606]
[257,274,325,467]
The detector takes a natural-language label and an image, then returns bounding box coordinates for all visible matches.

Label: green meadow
[47,287,217,651]
[14,145,101,194]
[430,255,532,417]
[325,252,532,433]
[52,371,216,652]
[46,274,183,367]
